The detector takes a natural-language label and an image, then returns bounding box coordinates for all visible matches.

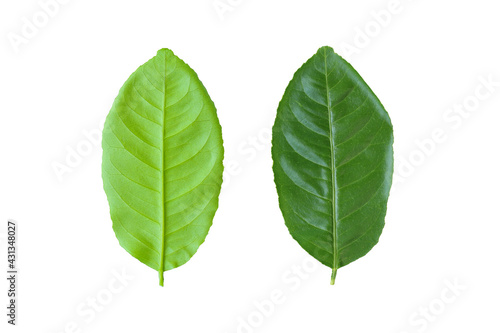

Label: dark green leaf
[272,46,393,284]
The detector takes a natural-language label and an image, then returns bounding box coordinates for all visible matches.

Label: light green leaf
[102,48,224,286]
[272,46,394,285]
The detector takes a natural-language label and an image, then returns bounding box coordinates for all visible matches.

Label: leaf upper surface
[272,46,393,284]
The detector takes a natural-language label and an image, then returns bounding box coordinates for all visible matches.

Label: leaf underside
[102,49,224,286]
[272,46,394,285]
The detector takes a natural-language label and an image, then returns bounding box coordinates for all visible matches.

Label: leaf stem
[330,268,337,285]
[159,271,164,287]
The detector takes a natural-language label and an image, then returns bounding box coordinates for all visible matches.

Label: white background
[1,0,500,332]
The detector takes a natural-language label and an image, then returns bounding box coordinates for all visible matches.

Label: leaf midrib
[159,51,168,286]
[324,48,339,285]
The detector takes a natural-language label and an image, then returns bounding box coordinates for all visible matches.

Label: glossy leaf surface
[102,49,224,286]
[272,46,393,284]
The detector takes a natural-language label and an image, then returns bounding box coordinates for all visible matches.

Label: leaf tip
[156,47,174,59]
[317,45,335,55]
